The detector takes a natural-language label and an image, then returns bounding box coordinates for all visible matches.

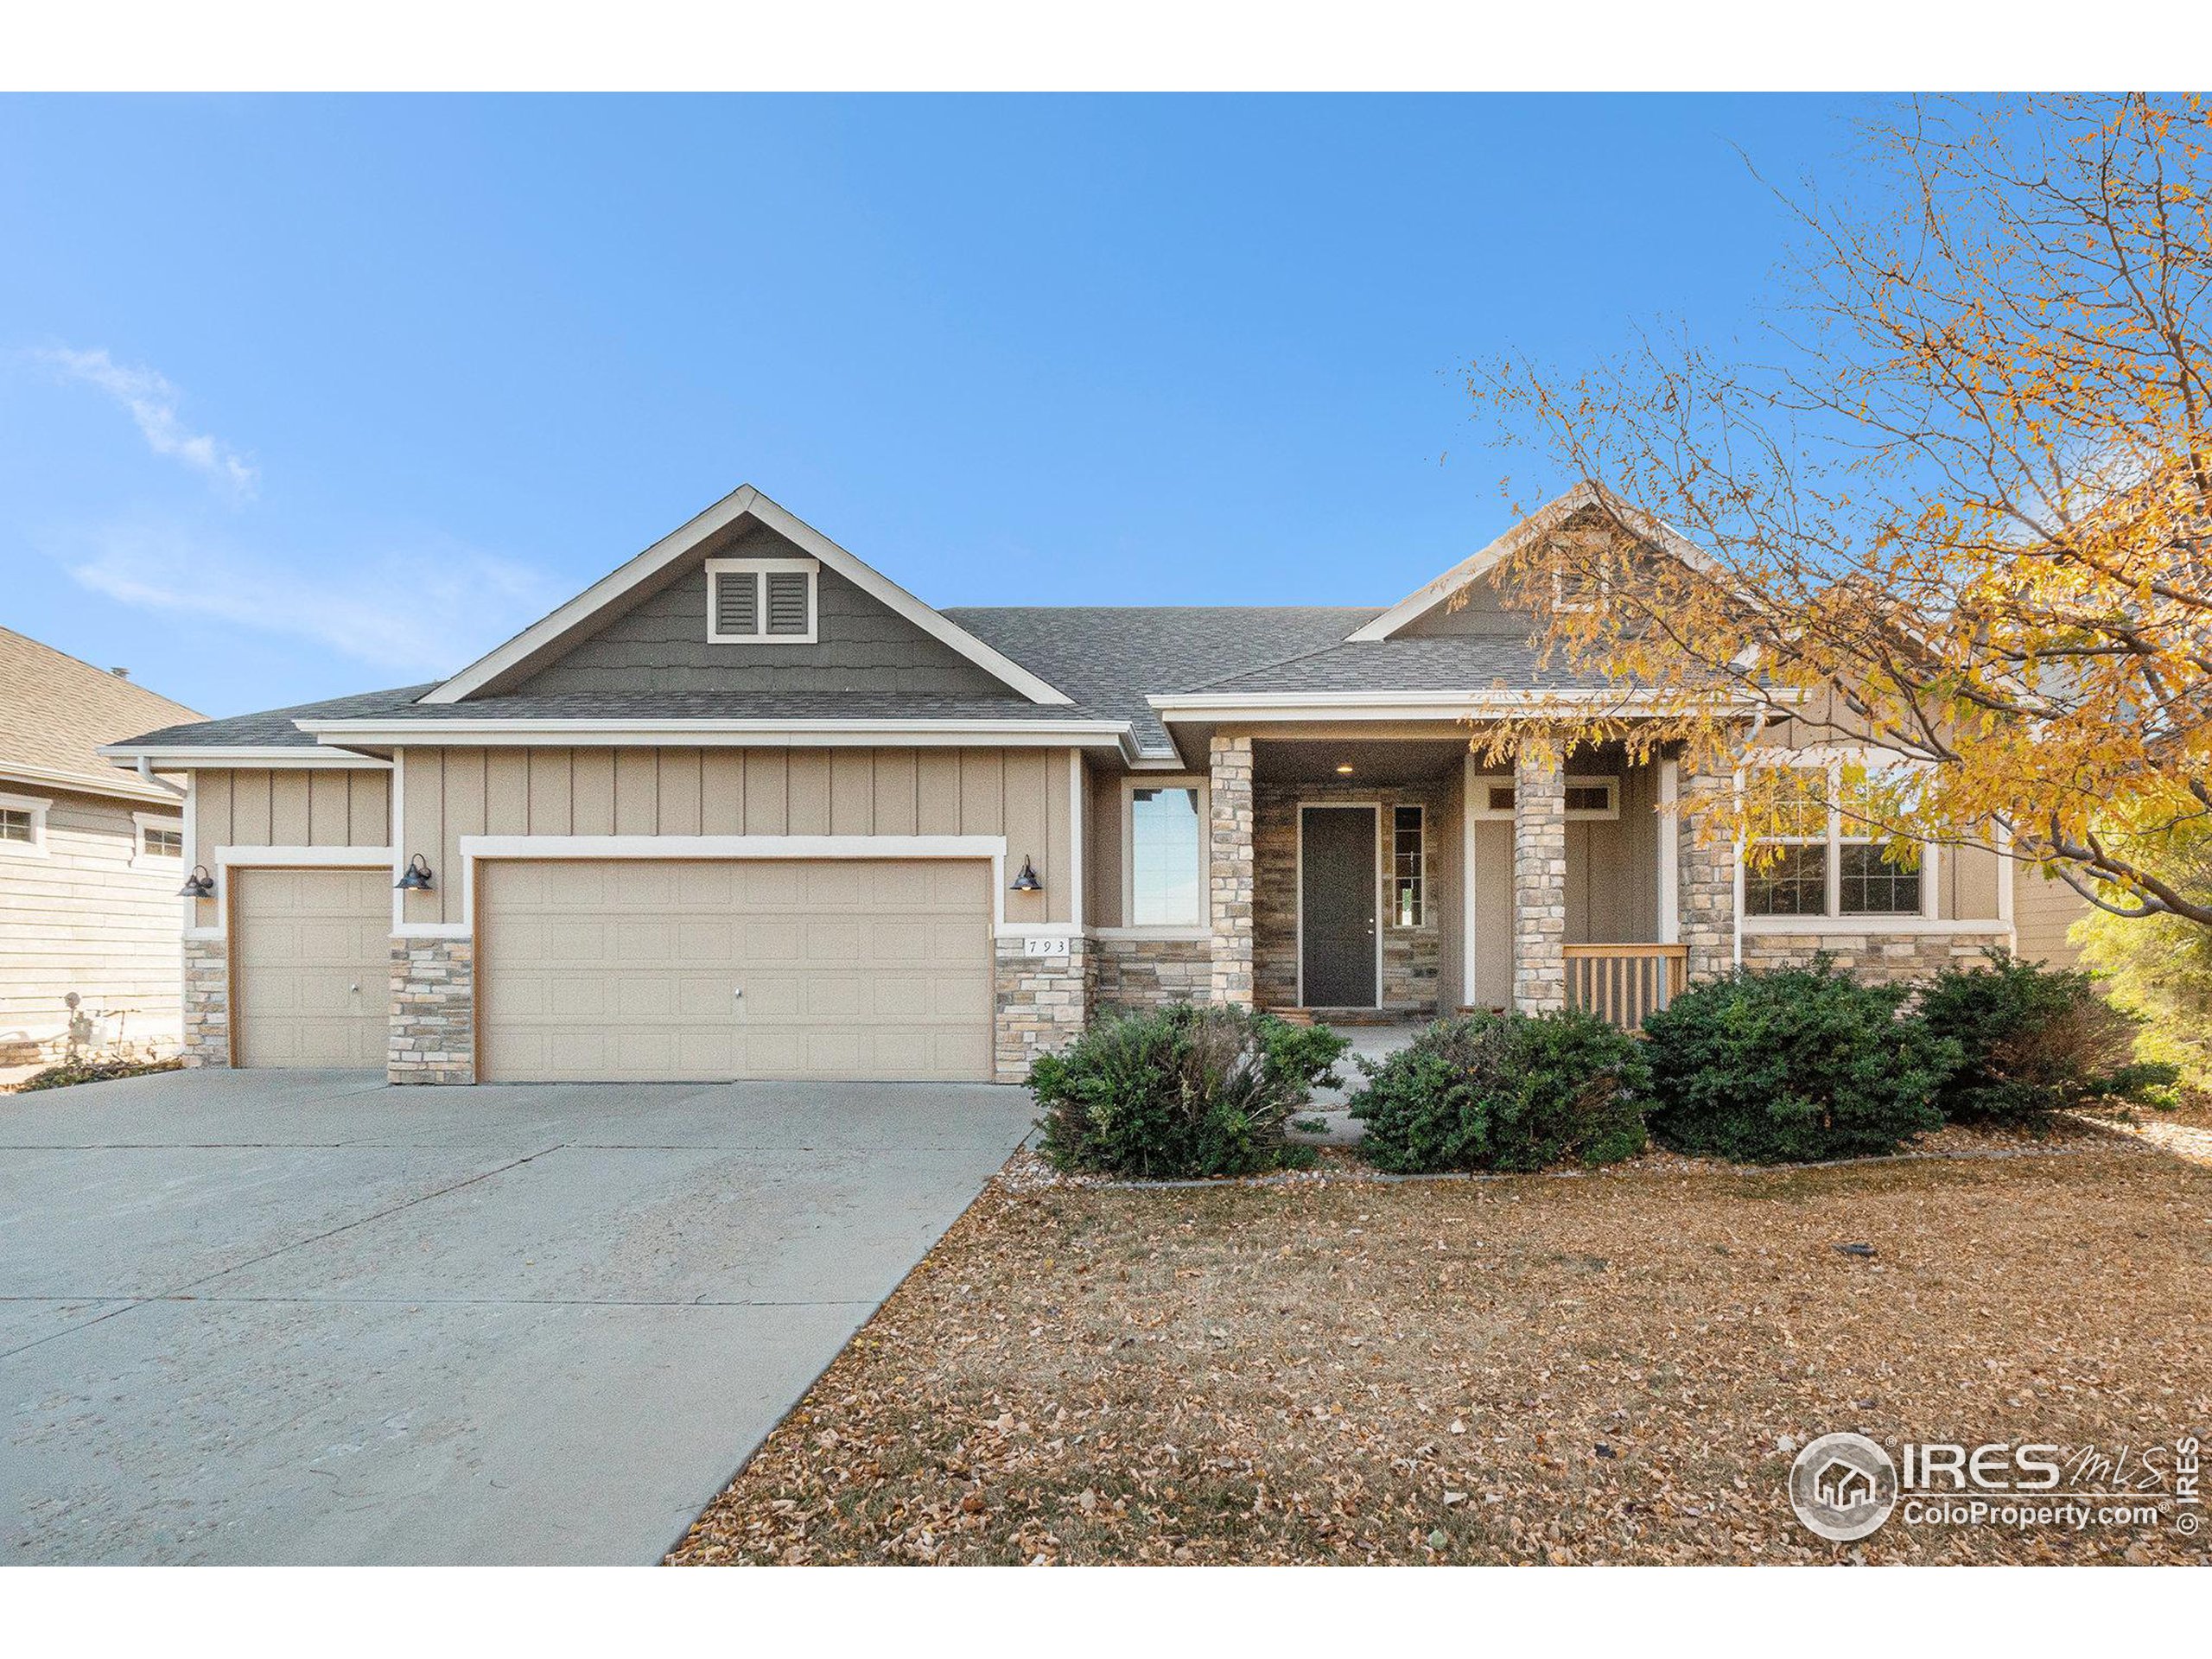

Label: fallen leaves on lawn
[670,1134,2211,1567]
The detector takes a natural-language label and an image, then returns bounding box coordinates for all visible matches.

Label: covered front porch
[1205,729,1701,1031]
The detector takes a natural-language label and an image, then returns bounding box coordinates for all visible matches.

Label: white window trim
[1389,803,1427,929]
[706,555,819,645]
[1466,774,1619,822]
[0,790,51,857]
[1122,775,1209,932]
[132,811,185,870]
[1737,753,1941,927]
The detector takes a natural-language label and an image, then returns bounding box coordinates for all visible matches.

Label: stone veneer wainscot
[390,938,475,1084]
[994,934,1088,1084]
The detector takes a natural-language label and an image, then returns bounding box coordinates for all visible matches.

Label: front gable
[1348,482,1714,644]
[424,486,1070,705]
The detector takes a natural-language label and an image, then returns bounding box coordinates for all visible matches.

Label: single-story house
[103,483,2087,1085]
[2,627,200,1065]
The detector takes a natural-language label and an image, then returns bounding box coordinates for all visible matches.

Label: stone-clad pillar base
[995,936,1090,1083]
[181,936,232,1066]
[1511,741,1567,1014]
[1677,759,1738,983]
[1208,734,1255,1007]
[390,938,476,1084]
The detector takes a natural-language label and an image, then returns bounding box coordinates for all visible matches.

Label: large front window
[1129,785,1203,926]
[1743,758,1923,919]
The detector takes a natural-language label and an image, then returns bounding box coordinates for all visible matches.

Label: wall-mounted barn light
[1009,855,1043,893]
[395,854,435,893]
[179,865,215,899]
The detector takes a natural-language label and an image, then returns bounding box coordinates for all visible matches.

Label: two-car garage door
[476,859,995,1083]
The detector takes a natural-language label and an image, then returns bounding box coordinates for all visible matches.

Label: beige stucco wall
[185,767,393,931]
[397,746,1078,929]
[1,785,186,1053]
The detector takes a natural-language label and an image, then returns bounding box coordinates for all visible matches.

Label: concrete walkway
[0,1068,1033,1564]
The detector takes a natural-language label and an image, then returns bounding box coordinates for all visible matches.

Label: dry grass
[671,1135,2212,1566]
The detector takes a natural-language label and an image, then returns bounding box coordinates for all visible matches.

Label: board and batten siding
[185,768,394,932]
[0,786,185,1051]
[397,747,1078,928]
[2013,866,2089,968]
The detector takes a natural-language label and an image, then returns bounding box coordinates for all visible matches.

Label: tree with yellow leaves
[1467,92,2212,929]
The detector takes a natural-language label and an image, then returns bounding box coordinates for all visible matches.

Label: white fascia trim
[214,845,396,868]
[1089,925,1213,942]
[99,745,391,770]
[296,718,1131,751]
[422,485,1073,706]
[7,759,181,803]
[1146,690,1750,721]
[445,832,1020,938]
[1739,916,2018,938]
[1345,480,1725,643]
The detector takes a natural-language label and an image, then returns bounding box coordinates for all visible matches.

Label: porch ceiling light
[395,853,435,893]
[179,864,216,899]
[1334,763,1354,774]
[1009,855,1043,893]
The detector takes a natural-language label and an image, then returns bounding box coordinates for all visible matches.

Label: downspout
[139,756,186,798]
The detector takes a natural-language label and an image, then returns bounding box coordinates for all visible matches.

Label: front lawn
[671,1136,2211,1565]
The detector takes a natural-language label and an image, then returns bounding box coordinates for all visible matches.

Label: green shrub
[1916,949,2178,1123]
[1348,1007,1649,1173]
[1029,1003,1347,1179]
[1640,961,1953,1163]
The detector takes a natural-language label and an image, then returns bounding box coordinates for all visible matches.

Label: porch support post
[1677,756,1739,982]
[1208,733,1255,1007]
[1511,737,1567,1014]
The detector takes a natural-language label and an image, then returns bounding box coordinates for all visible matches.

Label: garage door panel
[232,867,390,1069]
[480,858,993,1083]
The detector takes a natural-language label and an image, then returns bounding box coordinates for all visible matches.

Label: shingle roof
[944,607,1380,752]
[0,627,203,793]
[117,685,441,750]
[1182,633,1615,695]
[110,607,1605,760]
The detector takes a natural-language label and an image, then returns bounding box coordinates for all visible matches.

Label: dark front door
[1300,805,1377,1007]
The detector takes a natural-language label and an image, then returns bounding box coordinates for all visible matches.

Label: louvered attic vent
[706,556,818,644]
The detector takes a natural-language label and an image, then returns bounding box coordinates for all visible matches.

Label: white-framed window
[1468,775,1620,821]
[706,556,819,645]
[1741,754,1929,920]
[133,811,184,869]
[1391,804,1425,927]
[1123,777,1206,928]
[0,791,50,856]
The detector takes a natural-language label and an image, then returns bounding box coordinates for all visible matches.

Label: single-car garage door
[478,859,994,1083]
[231,867,392,1067]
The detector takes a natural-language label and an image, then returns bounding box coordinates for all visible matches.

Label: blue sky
[0,94,1867,719]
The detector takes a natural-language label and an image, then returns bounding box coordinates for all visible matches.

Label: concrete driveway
[0,1067,1033,1564]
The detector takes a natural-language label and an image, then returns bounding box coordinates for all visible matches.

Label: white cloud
[35,346,258,496]
[65,524,564,680]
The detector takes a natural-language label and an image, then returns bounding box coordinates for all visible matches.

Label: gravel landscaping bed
[671,1133,2211,1566]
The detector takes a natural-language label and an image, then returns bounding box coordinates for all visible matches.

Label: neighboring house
[2,627,200,1064]
[103,483,2087,1086]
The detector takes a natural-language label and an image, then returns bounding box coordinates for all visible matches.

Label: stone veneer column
[181,935,231,1066]
[994,936,1090,1083]
[389,938,476,1084]
[1208,734,1255,1007]
[1511,741,1567,1014]
[1676,759,1738,982]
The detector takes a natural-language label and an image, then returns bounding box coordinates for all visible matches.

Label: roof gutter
[98,743,394,770]
[6,757,187,801]
[1145,689,1796,721]
[291,716,1141,756]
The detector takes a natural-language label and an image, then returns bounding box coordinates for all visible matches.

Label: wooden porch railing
[1564,944,1688,1031]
